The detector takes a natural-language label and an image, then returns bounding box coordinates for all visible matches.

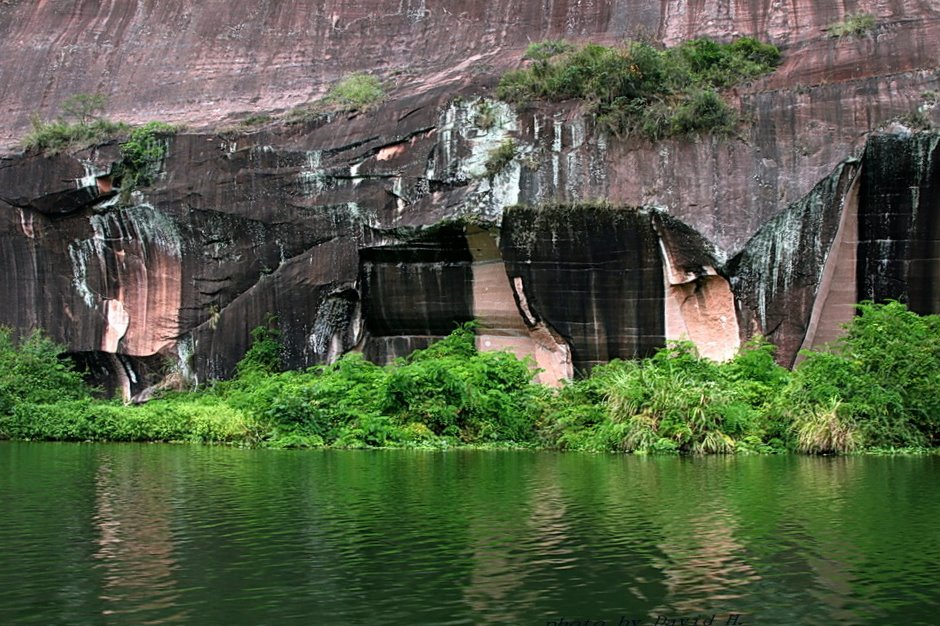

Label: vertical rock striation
[857,132,940,313]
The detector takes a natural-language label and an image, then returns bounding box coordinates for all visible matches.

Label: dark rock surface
[500,205,665,373]
[858,133,940,313]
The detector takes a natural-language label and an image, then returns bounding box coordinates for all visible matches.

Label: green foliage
[213,322,541,448]
[60,93,107,125]
[4,303,940,455]
[1,397,252,444]
[524,39,574,62]
[236,319,283,377]
[668,89,737,136]
[497,37,780,140]
[791,399,858,455]
[0,328,88,420]
[22,92,129,154]
[117,121,176,191]
[23,116,128,154]
[325,73,385,111]
[826,13,876,38]
[538,336,791,455]
[783,302,940,449]
[382,324,541,443]
[484,138,517,177]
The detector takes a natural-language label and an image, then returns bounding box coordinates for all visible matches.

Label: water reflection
[93,453,187,623]
[1,444,938,625]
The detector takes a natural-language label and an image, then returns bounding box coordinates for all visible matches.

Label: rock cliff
[1,0,939,396]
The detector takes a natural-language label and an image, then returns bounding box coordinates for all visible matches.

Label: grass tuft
[826,13,877,38]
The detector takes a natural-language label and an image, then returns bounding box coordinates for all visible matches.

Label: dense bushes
[116,121,177,191]
[497,37,780,139]
[538,337,789,454]
[23,93,128,153]
[221,324,543,448]
[325,73,385,111]
[0,329,89,416]
[2,302,939,454]
[782,301,940,451]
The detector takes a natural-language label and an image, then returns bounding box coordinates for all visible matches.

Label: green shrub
[21,92,130,153]
[783,302,940,449]
[116,121,176,194]
[827,13,876,38]
[0,328,88,418]
[497,37,780,140]
[326,73,385,111]
[60,93,107,126]
[668,89,737,136]
[235,320,283,377]
[524,39,574,62]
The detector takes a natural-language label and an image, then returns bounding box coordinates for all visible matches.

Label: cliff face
[2,1,940,395]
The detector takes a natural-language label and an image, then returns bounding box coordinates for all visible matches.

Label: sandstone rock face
[2,1,940,392]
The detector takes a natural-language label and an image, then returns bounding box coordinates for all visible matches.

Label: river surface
[1,443,938,625]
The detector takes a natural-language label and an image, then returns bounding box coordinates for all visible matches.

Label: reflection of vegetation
[2,302,939,454]
[498,37,780,139]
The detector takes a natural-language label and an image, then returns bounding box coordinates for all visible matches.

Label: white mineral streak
[176,335,197,386]
[76,161,108,190]
[18,208,34,238]
[298,150,327,195]
[431,98,528,220]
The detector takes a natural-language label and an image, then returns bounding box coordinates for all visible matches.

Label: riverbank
[2,302,939,455]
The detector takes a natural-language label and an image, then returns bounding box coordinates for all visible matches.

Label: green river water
[1,442,938,625]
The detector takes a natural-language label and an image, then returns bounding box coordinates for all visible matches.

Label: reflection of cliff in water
[94,451,188,623]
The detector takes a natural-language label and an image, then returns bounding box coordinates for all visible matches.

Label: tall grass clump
[497,37,780,139]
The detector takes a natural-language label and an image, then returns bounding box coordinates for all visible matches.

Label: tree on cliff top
[60,93,107,126]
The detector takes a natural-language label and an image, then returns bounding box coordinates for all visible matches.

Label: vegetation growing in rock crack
[115,121,177,199]
[1,302,938,455]
[497,37,781,140]
[484,138,518,178]
[826,13,877,38]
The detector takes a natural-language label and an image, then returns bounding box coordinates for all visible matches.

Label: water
[1,443,938,625]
